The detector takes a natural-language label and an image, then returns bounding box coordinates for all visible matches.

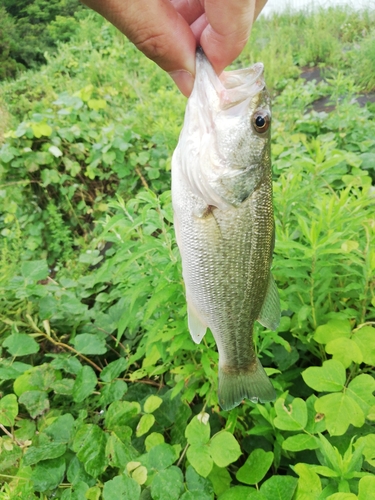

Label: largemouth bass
[172,50,280,411]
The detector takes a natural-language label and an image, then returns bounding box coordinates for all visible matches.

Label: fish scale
[172,50,280,410]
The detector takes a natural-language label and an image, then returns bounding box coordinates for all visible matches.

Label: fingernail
[169,70,194,97]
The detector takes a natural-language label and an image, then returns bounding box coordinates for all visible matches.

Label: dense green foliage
[0,0,85,80]
[0,6,375,500]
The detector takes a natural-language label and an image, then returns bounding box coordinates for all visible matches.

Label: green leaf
[31,122,53,138]
[66,456,94,486]
[310,465,339,478]
[19,390,49,418]
[23,443,66,466]
[0,446,22,473]
[314,320,351,344]
[208,464,232,497]
[88,99,107,110]
[358,476,375,500]
[0,361,31,381]
[367,405,375,422]
[209,432,242,467]
[148,443,177,471]
[325,494,357,500]
[72,366,97,403]
[48,145,63,157]
[317,434,341,473]
[293,463,322,500]
[14,419,35,441]
[144,395,163,414]
[99,380,128,406]
[180,492,213,500]
[352,327,375,365]
[0,146,16,163]
[145,432,164,452]
[100,358,127,382]
[44,413,75,443]
[187,445,213,478]
[106,433,138,468]
[218,486,261,500]
[0,394,18,427]
[36,152,53,166]
[325,338,363,368]
[51,356,82,375]
[136,413,155,437]
[21,260,49,281]
[151,466,184,500]
[344,440,365,479]
[259,476,298,500]
[31,456,65,492]
[76,85,93,101]
[3,333,39,357]
[282,434,319,452]
[185,464,214,496]
[132,465,148,485]
[13,364,56,396]
[302,360,345,392]
[72,424,108,477]
[71,334,107,355]
[13,373,38,396]
[52,378,74,395]
[62,481,90,500]
[105,400,140,428]
[103,475,141,500]
[236,449,274,485]
[346,374,375,415]
[86,485,101,500]
[185,414,211,446]
[356,434,375,465]
[315,393,365,436]
[274,397,308,430]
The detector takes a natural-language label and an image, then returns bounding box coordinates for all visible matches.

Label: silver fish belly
[172,50,280,410]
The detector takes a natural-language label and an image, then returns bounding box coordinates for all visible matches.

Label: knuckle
[133,28,170,63]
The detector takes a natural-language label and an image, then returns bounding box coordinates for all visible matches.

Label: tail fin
[218,359,276,411]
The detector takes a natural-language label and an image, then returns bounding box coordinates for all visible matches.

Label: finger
[82,0,196,96]
[171,0,204,26]
[201,0,267,74]
[254,0,268,20]
[190,13,208,43]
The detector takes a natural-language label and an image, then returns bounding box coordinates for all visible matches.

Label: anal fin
[257,273,280,331]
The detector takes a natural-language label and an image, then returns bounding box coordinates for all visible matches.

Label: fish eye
[252,111,270,133]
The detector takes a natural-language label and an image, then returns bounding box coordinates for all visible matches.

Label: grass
[0,5,375,499]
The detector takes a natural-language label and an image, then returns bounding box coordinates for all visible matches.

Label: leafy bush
[1,0,86,77]
[0,6,375,499]
[0,6,25,80]
[0,78,182,263]
[354,30,375,91]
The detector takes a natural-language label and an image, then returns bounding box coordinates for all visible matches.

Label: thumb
[82,0,196,96]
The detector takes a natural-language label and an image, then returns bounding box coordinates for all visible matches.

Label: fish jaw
[176,50,271,211]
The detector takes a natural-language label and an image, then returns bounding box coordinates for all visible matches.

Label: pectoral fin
[187,301,207,344]
[257,273,280,331]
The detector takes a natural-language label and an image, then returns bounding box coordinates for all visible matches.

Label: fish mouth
[220,63,265,90]
[195,49,266,111]
[219,63,265,110]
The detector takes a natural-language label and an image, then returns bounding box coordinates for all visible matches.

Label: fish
[171,49,280,411]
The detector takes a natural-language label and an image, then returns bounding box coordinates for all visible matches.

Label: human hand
[82,0,268,96]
